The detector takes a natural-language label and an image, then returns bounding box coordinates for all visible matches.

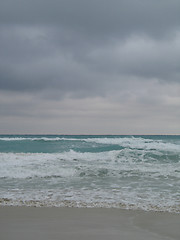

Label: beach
[0,207,179,240]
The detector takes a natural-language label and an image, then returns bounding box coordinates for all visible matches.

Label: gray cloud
[1,0,180,38]
[0,25,180,95]
[0,0,180,134]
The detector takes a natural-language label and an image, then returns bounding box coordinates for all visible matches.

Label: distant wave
[83,137,180,152]
[1,136,180,152]
[0,137,77,141]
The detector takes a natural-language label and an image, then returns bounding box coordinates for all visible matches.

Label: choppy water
[0,135,180,212]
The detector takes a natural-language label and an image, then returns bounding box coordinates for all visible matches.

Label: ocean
[0,135,179,212]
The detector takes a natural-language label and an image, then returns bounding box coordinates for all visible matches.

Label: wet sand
[0,207,179,240]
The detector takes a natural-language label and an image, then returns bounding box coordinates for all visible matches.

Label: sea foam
[0,135,180,212]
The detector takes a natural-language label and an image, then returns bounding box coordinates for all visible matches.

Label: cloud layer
[0,0,180,134]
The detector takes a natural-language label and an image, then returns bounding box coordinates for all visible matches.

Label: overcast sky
[0,0,180,134]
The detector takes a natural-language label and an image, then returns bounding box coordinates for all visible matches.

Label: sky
[0,0,180,134]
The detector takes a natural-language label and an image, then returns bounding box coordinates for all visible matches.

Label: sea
[0,135,180,213]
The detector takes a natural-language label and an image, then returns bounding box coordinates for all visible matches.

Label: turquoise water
[0,135,180,212]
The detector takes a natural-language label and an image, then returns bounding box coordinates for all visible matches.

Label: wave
[0,149,179,179]
[83,137,180,152]
[0,148,179,213]
[0,137,69,141]
[0,199,179,213]
[1,179,180,211]
[1,136,179,153]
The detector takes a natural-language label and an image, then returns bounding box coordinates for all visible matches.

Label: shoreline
[0,206,179,240]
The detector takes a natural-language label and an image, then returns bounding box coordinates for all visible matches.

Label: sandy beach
[0,207,179,240]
